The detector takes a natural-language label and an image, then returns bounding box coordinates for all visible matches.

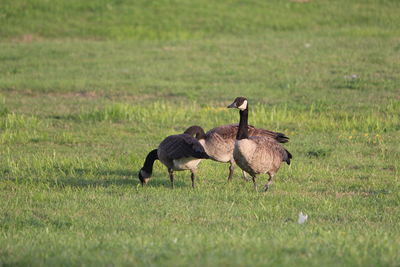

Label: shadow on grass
[2,168,187,189]
[73,168,135,177]
[71,168,187,188]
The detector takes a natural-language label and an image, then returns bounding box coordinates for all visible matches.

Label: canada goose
[184,124,289,181]
[138,133,209,188]
[227,97,292,191]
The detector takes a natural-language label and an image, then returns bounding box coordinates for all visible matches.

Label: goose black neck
[184,125,206,140]
[236,108,249,140]
[142,149,158,174]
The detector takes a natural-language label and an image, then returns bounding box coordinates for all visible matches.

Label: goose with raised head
[184,124,288,181]
[138,133,209,188]
[227,97,292,191]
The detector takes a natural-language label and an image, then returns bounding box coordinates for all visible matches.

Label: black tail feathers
[284,149,292,165]
[276,132,290,143]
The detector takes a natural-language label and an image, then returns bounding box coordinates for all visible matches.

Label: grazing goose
[227,97,292,191]
[184,124,288,181]
[138,134,209,188]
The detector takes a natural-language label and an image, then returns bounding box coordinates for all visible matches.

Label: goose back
[206,124,288,143]
[158,134,209,170]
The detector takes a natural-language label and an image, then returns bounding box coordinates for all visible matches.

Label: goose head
[183,125,206,140]
[138,169,151,185]
[227,97,248,111]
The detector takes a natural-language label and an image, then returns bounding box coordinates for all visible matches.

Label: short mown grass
[1,0,400,266]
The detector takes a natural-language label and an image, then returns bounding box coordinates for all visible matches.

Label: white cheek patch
[238,100,247,110]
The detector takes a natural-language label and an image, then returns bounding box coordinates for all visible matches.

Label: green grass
[1,0,400,266]
[2,0,399,41]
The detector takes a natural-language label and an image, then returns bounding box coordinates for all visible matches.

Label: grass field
[1,0,400,266]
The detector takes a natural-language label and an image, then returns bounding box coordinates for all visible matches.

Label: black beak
[227,102,236,108]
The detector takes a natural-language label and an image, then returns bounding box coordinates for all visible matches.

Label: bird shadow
[80,168,186,188]
[3,168,187,189]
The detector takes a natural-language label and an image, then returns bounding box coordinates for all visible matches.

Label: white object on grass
[298,212,308,224]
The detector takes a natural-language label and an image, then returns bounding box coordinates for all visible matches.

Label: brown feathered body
[199,124,288,163]
[234,136,291,177]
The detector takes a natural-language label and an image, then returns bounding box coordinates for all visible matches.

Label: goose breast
[172,157,202,171]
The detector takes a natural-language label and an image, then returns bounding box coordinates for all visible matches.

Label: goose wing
[248,125,289,143]
[206,124,238,140]
[161,134,209,160]
[251,136,292,165]
[207,124,289,143]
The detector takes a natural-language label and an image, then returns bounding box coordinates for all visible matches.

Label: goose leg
[264,173,274,192]
[242,170,250,181]
[251,176,258,192]
[168,169,174,189]
[190,170,196,188]
[227,161,235,181]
